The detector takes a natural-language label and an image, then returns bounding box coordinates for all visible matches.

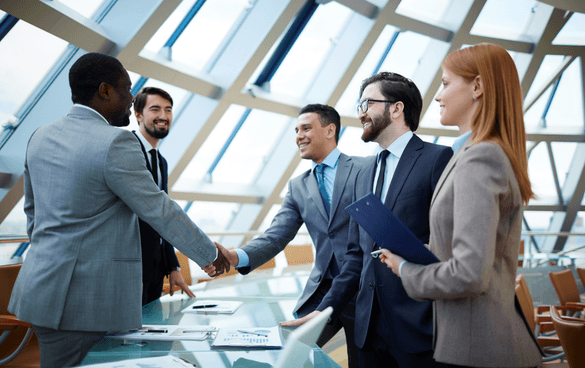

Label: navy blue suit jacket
[317,134,452,352]
[133,132,180,276]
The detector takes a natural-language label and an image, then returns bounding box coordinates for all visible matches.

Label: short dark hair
[69,53,126,105]
[133,87,174,117]
[359,72,423,131]
[298,104,341,143]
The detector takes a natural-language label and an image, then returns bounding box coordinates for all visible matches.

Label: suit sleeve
[103,130,217,267]
[238,181,304,274]
[401,143,508,300]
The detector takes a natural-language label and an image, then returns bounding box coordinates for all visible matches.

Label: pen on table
[237,330,268,337]
[146,329,167,333]
[192,304,218,309]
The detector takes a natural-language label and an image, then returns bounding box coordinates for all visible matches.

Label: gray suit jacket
[401,141,542,366]
[238,153,365,315]
[9,106,216,332]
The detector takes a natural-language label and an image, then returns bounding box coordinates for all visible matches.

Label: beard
[361,109,391,142]
[144,120,170,139]
[110,112,131,127]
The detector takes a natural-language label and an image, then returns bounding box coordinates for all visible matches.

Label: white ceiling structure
[0,0,584,254]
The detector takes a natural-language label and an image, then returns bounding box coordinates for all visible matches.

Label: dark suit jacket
[133,132,180,277]
[317,134,452,352]
[238,153,367,316]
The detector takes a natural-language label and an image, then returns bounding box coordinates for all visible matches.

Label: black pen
[192,304,218,309]
[146,329,167,333]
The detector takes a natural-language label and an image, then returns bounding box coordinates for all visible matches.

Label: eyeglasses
[357,99,394,115]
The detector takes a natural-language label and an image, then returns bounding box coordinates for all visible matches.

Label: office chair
[283,244,314,266]
[0,263,40,367]
[550,305,585,368]
[548,270,585,314]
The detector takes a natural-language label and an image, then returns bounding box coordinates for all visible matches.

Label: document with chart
[105,325,217,341]
[181,300,243,314]
[211,326,283,348]
[82,355,195,367]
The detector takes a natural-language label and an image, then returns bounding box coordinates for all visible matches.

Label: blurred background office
[0,0,584,282]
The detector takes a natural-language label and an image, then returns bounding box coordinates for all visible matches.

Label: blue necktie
[316,164,330,215]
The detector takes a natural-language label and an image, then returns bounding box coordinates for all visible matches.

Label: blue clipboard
[345,193,439,265]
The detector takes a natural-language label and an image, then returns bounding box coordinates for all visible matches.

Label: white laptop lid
[275,307,334,368]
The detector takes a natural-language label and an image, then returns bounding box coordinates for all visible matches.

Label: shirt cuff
[398,260,408,278]
[234,248,250,268]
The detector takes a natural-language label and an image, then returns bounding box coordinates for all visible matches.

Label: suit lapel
[329,154,352,223]
[384,134,423,210]
[305,171,329,222]
[430,140,469,207]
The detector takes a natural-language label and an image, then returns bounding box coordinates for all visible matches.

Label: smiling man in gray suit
[212,104,364,368]
[8,53,230,368]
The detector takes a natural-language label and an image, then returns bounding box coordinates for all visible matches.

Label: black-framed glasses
[357,99,394,115]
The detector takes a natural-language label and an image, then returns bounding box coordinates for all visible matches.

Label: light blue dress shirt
[373,131,413,204]
[234,148,342,268]
[452,131,472,154]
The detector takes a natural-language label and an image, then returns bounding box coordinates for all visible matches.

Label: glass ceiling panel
[527,142,558,203]
[143,0,249,71]
[175,104,246,185]
[0,197,25,236]
[544,57,584,128]
[470,0,537,42]
[0,19,68,124]
[523,211,553,231]
[267,1,351,97]
[279,159,312,198]
[553,12,585,46]
[168,0,249,71]
[185,200,241,233]
[550,142,577,189]
[524,85,552,129]
[338,126,380,157]
[211,108,289,185]
[395,0,452,26]
[56,0,108,18]
[335,25,399,116]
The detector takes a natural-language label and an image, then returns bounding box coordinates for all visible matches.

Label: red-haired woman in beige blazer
[379,43,543,368]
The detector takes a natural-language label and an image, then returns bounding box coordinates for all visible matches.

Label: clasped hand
[201,241,238,277]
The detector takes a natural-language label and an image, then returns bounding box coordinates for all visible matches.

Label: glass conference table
[81,265,341,368]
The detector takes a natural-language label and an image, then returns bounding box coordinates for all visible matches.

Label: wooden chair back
[549,269,581,306]
[0,264,40,367]
[577,268,585,291]
[162,251,192,294]
[550,305,585,367]
[284,244,314,266]
[518,240,524,267]
[515,275,535,332]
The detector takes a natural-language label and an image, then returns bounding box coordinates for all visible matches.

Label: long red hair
[443,43,534,204]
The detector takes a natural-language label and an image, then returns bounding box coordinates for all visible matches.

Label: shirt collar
[381,130,413,160]
[74,104,109,126]
[452,131,472,153]
[134,129,155,152]
[312,147,341,170]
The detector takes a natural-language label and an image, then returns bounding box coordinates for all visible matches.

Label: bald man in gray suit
[8,53,229,368]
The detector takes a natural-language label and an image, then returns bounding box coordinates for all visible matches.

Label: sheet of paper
[212,326,282,348]
[82,354,195,367]
[346,193,440,265]
[105,325,217,341]
[181,300,243,315]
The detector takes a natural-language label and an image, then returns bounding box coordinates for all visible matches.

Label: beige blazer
[401,141,542,367]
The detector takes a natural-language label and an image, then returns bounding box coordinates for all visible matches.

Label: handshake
[201,242,239,277]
